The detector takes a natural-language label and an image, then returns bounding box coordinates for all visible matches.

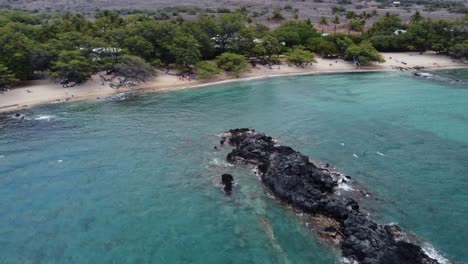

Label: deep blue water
[0,69,467,263]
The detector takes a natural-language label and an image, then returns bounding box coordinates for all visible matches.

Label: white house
[394,29,407,35]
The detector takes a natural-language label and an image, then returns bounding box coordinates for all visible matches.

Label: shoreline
[1,52,467,114]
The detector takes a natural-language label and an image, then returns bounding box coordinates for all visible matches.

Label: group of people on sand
[178,73,197,82]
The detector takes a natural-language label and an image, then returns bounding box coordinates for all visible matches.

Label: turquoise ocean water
[0,69,467,263]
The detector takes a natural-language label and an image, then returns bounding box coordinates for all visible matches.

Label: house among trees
[394,29,407,35]
[92,47,122,63]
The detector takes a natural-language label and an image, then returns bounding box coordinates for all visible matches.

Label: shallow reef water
[0,70,467,263]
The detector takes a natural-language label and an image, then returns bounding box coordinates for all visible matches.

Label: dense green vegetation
[216,52,251,76]
[367,12,468,56]
[0,9,466,88]
[286,49,317,67]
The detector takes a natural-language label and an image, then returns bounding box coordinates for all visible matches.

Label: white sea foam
[57,160,63,163]
[341,257,358,264]
[215,132,228,137]
[208,158,233,168]
[382,227,450,264]
[422,243,451,264]
[340,142,345,146]
[353,154,359,159]
[376,151,385,156]
[251,168,262,180]
[0,155,4,158]
[337,182,355,191]
[35,115,55,121]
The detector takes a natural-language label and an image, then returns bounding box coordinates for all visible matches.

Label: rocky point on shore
[223,128,442,264]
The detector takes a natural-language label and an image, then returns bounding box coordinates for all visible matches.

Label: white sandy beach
[0,52,466,114]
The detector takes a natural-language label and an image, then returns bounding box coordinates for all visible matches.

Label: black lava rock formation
[221,173,234,194]
[224,128,440,264]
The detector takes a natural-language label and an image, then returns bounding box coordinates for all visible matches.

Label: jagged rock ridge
[224,128,440,264]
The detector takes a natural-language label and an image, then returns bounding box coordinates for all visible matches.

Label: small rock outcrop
[223,128,441,264]
[414,72,434,78]
[221,173,234,194]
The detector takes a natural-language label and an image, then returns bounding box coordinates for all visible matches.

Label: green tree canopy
[169,33,202,69]
[112,55,154,87]
[344,40,385,66]
[369,35,402,52]
[196,61,221,79]
[368,13,405,35]
[274,20,319,47]
[182,17,218,59]
[94,10,124,38]
[286,48,317,67]
[0,10,41,26]
[124,36,155,61]
[48,32,105,55]
[229,27,256,55]
[216,52,251,76]
[217,14,245,52]
[326,35,355,53]
[449,41,468,60]
[251,23,270,38]
[30,44,55,72]
[51,50,95,83]
[130,21,182,65]
[252,34,283,65]
[0,27,35,80]
[306,38,339,57]
[0,63,18,89]
[404,22,434,53]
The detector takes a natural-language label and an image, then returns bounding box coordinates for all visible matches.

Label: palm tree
[345,11,356,36]
[410,11,423,24]
[351,19,365,35]
[332,15,340,34]
[358,11,372,33]
[319,16,328,34]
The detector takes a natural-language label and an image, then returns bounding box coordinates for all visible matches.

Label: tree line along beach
[0,9,467,113]
[0,52,466,114]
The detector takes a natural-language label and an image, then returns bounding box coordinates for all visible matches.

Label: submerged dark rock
[223,128,441,264]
